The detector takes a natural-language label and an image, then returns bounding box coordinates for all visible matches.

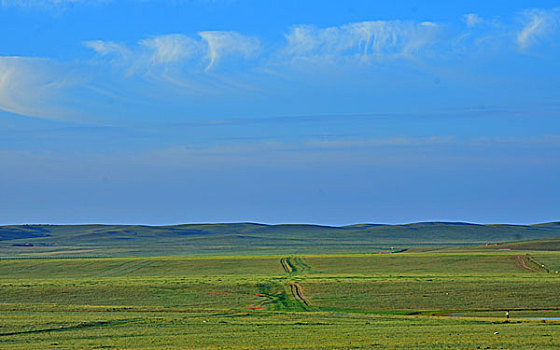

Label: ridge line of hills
[1,222,559,257]
[3,220,560,229]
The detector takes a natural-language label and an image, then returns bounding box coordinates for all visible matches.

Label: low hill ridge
[1,222,558,257]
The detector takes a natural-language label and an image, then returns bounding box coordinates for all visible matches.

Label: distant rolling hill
[1,222,559,257]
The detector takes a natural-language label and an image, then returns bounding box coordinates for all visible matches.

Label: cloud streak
[517,8,560,49]
[81,10,560,77]
[199,31,260,71]
[0,56,81,119]
[140,34,202,64]
[1,0,110,9]
[283,20,440,61]
[83,40,130,58]
[85,31,259,73]
[463,13,483,27]
[3,9,560,121]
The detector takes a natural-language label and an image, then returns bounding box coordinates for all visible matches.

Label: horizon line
[2,220,558,228]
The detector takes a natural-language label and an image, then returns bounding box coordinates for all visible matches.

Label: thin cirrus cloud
[0,0,110,8]
[0,31,261,121]
[305,136,454,150]
[129,134,560,169]
[198,31,261,71]
[84,20,440,74]
[83,40,130,59]
[0,56,81,120]
[139,34,202,64]
[517,8,560,49]
[463,13,483,27]
[1,0,225,8]
[85,31,260,72]
[1,9,559,122]
[83,12,559,72]
[283,20,440,61]
[131,136,456,167]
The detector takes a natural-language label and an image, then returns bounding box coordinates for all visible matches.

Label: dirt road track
[280,257,292,273]
[289,282,310,307]
[515,255,541,272]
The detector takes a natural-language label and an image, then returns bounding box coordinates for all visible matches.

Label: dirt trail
[515,255,541,272]
[280,256,310,275]
[280,257,293,273]
[278,257,312,310]
[289,281,311,307]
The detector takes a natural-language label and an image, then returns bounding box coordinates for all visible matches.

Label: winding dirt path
[515,255,541,272]
[280,257,293,273]
[289,281,311,307]
[279,257,312,309]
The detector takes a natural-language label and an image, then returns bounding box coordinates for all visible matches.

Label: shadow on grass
[0,318,139,337]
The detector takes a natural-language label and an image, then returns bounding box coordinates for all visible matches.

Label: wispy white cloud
[199,31,260,71]
[7,9,560,121]
[517,8,560,49]
[1,0,227,8]
[81,10,560,76]
[468,135,560,147]
[85,31,259,73]
[0,56,81,119]
[140,34,202,64]
[463,13,483,27]
[127,133,560,170]
[1,0,110,9]
[83,40,129,58]
[283,20,440,61]
[305,136,454,149]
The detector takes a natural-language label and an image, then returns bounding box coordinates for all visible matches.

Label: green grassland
[1,249,560,349]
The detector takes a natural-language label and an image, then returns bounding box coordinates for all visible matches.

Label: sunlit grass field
[1,251,559,349]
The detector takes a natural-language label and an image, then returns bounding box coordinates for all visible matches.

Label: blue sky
[1,0,559,225]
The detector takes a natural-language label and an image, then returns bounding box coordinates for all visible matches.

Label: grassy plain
[1,250,559,349]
